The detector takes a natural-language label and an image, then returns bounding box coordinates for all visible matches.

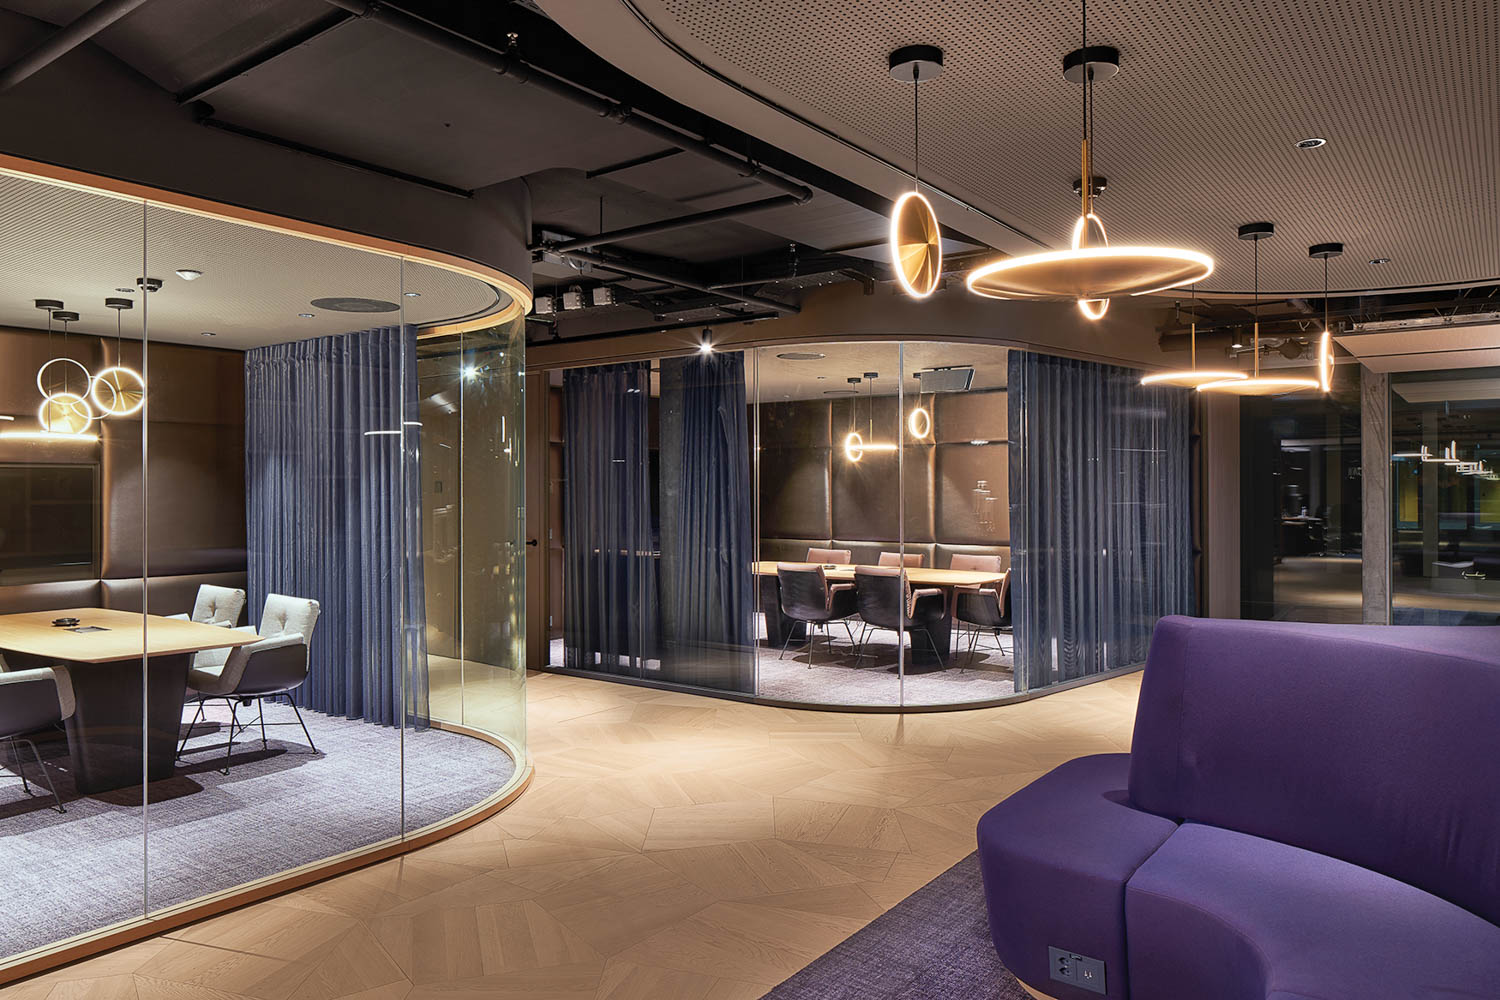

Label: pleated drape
[562,362,660,674]
[244,325,428,727]
[1008,351,1193,692]
[658,351,755,691]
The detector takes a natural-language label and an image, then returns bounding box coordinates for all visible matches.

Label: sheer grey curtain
[1007,351,1193,692]
[562,361,659,675]
[658,351,755,692]
[245,325,427,727]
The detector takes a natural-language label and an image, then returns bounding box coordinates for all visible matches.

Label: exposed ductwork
[0,0,152,91]
[554,249,800,315]
[537,193,803,253]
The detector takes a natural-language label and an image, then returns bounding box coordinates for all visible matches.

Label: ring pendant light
[1199,224,1320,396]
[92,297,146,416]
[1310,242,1342,393]
[843,373,898,462]
[965,0,1212,314]
[888,45,943,299]
[1139,285,1248,387]
[37,309,97,435]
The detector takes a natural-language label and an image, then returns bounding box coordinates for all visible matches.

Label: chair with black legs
[776,563,858,667]
[852,566,947,666]
[0,666,74,813]
[953,572,1013,668]
[178,594,321,774]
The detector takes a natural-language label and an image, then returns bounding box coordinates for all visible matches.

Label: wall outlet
[1048,946,1106,995]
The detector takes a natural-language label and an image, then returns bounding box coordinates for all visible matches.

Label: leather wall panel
[934,388,1008,443]
[761,447,832,539]
[100,570,250,622]
[934,443,1010,544]
[831,444,934,542]
[0,579,102,615]
[760,399,831,448]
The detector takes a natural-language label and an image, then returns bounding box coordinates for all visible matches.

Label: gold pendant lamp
[1139,284,1248,387]
[92,297,146,417]
[966,0,1212,315]
[1309,241,1343,393]
[887,45,944,299]
[1199,223,1320,396]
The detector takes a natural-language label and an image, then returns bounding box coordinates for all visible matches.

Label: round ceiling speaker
[890,191,942,299]
[92,366,146,417]
[39,391,94,435]
[36,357,92,398]
[309,297,400,313]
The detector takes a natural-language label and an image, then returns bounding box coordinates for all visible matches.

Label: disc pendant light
[888,45,943,299]
[37,310,96,435]
[92,297,146,416]
[1199,224,1319,396]
[966,0,1212,314]
[1139,285,1248,387]
[1309,242,1342,393]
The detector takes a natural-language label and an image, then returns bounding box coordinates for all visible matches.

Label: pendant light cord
[1323,255,1330,332]
[1190,284,1197,369]
[912,63,920,191]
[1252,238,1260,377]
[1080,0,1091,218]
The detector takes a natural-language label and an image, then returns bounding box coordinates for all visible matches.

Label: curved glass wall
[0,165,527,974]
[544,339,1193,708]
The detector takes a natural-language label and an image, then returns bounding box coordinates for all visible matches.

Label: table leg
[63,652,192,795]
[908,607,954,668]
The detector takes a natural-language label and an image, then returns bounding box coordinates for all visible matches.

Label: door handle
[526,539,539,547]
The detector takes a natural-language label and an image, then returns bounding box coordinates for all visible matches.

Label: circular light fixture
[39,391,94,434]
[1139,284,1248,387]
[1200,223,1318,397]
[887,46,944,300]
[776,351,826,361]
[844,430,865,462]
[890,191,942,299]
[91,366,145,416]
[174,268,203,281]
[1369,257,1391,265]
[298,313,315,319]
[1317,329,1333,392]
[1295,137,1327,149]
[201,331,217,337]
[403,291,422,298]
[36,357,91,398]
[966,36,1212,315]
[310,297,400,313]
[1310,241,1343,393]
[907,405,932,439]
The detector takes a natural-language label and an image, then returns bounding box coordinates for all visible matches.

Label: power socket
[1048,946,1106,995]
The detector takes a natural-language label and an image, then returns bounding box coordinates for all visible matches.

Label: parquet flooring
[9,670,1142,1000]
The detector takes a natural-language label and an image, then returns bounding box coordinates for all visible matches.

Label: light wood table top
[752,561,1005,588]
[0,607,261,664]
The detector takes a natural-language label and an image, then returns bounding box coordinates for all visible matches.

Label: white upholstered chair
[178,594,322,773]
[0,666,75,812]
[167,584,247,627]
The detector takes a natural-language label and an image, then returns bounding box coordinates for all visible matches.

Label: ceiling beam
[0,0,151,91]
[537,194,802,253]
[175,9,353,104]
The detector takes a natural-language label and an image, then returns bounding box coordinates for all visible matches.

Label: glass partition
[0,165,527,974]
[1390,368,1500,625]
[548,340,1193,709]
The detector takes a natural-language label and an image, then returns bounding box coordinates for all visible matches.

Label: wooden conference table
[0,608,261,794]
[752,562,1007,666]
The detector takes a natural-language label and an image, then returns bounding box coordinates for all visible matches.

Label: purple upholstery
[1127,824,1500,1000]
[978,616,1500,1000]
[1130,615,1500,925]
[977,754,1177,999]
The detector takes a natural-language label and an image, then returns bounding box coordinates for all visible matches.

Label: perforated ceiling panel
[636,0,1498,295]
[0,171,505,350]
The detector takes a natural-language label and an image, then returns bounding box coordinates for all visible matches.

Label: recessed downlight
[114,287,135,293]
[174,269,203,281]
[403,291,422,298]
[1369,257,1391,265]
[1295,137,1327,149]
[298,313,315,319]
[776,351,825,360]
[200,331,217,337]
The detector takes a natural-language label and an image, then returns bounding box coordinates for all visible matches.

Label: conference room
[539,338,1191,708]
[0,161,528,964]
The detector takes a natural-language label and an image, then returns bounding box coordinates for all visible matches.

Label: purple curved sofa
[976,616,1500,1000]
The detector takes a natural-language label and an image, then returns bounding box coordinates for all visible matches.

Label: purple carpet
[764,851,1029,999]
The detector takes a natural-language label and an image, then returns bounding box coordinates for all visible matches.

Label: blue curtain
[658,351,755,691]
[244,325,427,727]
[1008,351,1193,692]
[563,361,659,674]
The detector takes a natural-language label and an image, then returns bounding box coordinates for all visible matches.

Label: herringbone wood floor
[6,669,1141,1000]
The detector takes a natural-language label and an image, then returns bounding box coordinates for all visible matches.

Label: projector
[913,366,975,392]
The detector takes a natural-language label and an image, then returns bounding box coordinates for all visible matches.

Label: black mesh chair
[853,566,946,665]
[0,666,74,813]
[954,573,1013,664]
[776,563,858,667]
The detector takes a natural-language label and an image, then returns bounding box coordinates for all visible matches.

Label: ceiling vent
[914,366,976,392]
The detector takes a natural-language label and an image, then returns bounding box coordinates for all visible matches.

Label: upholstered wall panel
[831,445,934,542]
[934,388,1008,443]
[100,570,250,622]
[935,443,1010,543]
[761,447,833,538]
[0,579,102,615]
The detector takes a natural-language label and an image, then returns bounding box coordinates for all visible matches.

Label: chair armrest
[909,587,945,618]
[827,582,854,593]
[165,612,188,621]
[221,633,308,694]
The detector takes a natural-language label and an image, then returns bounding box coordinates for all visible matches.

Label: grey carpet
[765,852,1029,1000]
[0,700,513,958]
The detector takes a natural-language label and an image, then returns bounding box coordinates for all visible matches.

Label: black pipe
[175,9,352,104]
[586,148,683,178]
[525,312,781,347]
[557,249,798,314]
[541,194,801,253]
[321,0,813,203]
[0,0,151,91]
[196,114,472,198]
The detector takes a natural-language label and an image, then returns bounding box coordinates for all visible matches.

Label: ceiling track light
[887,45,944,299]
[965,0,1212,315]
[1199,224,1320,396]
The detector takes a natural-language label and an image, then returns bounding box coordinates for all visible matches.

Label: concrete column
[1361,367,1391,623]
